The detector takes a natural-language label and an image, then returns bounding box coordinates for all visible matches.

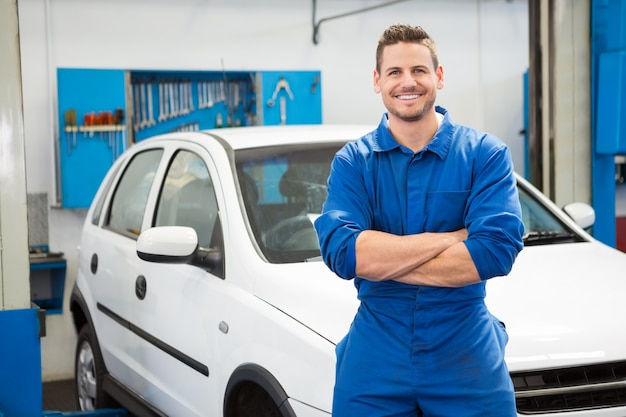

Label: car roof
[144,124,375,151]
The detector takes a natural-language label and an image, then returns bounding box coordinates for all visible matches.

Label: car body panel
[252,261,358,345]
[487,241,626,372]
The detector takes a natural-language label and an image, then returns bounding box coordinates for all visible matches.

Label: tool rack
[57,68,322,208]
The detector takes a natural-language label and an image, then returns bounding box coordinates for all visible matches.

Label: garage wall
[17,0,529,381]
[19,0,529,197]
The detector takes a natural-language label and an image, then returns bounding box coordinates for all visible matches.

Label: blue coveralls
[314,107,525,417]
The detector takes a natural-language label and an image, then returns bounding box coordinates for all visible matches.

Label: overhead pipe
[312,0,412,45]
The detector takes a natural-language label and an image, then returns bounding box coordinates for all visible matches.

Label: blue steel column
[591,0,626,246]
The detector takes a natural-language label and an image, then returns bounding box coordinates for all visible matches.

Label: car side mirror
[137,226,198,263]
[562,202,595,230]
[137,226,224,276]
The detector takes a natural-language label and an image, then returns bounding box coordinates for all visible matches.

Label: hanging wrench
[169,82,177,118]
[158,82,166,122]
[197,81,205,109]
[280,96,287,125]
[267,76,294,107]
[207,81,214,108]
[219,81,226,103]
[147,82,156,126]
[133,83,141,132]
[140,82,148,129]
[179,81,187,115]
[187,81,195,112]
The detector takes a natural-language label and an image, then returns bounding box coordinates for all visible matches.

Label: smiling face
[374,42,444,124]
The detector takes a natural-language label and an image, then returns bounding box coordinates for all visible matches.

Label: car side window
[154,150,220,251]
[106,149,164,237]
[91,162,122,226]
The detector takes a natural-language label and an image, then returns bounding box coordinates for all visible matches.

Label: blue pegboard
[56,68,322,209]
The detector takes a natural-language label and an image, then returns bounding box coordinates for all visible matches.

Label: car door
[86,148,164,382]
[127,145,229,416]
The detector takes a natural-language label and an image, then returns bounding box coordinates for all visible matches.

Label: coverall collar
[373,105,453,159]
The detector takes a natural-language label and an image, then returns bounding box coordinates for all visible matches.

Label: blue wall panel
[0,308,42,417]
[57,68,127,209]
[260,71,322,125]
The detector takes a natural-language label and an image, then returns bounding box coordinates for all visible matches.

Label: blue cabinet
[29,254,66,314]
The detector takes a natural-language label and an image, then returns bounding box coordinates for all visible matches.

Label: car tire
[75,324,116,410]
[227,382,283,417]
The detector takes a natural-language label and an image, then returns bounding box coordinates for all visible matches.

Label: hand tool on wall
[207,81,215,108]
[280,96,287,125]
[113,108,125,161]
[240,80,247,110]
[184,80,190,113]
[133,83,141,132]
[232,81,240,110]
[169,81,177,118]
[197,81,204,109]
[94,111,103,140]
[140,82,148,129]
[267,76,294,107]
[158,82,166,122]
[311,75,319,93]
[170,121,199,133]
[84,112,96,138]
[219,81,226,103]
[147,82,156,127]
[187,81,194,112]
[164,81,171,120]
[100,110,113,148]
[64,108,77,155]
[178,81,186,115]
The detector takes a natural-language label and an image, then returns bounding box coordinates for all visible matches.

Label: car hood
[253,241,626,373]
[486,241,626,372]
[253,261,359,345]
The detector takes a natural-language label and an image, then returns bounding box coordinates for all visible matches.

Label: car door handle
[90,253,98,274]
[135,275,147,300]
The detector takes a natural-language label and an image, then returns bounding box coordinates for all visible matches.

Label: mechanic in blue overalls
[314,24,524,417]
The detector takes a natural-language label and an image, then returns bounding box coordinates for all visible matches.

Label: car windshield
[236,143,586,263]
[236,142,344,263]
[517,183,586,246]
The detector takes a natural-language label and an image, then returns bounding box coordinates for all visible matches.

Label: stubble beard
[385,92,436,123]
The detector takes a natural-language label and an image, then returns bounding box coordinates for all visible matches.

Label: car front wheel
[226,382,283,417]
[75,325,115,410]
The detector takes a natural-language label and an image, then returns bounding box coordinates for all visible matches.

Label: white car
[70,125,626,417]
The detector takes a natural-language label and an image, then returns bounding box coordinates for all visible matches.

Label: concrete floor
[42,379,78,412]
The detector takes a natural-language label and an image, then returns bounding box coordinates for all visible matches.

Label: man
[314,24,525,417]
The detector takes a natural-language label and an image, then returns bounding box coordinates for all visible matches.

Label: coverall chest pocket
[424,190,470,231]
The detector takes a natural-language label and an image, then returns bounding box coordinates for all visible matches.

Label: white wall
[17,0,529,381]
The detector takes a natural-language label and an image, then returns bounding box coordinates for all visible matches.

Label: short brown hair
[376,24,439,72]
